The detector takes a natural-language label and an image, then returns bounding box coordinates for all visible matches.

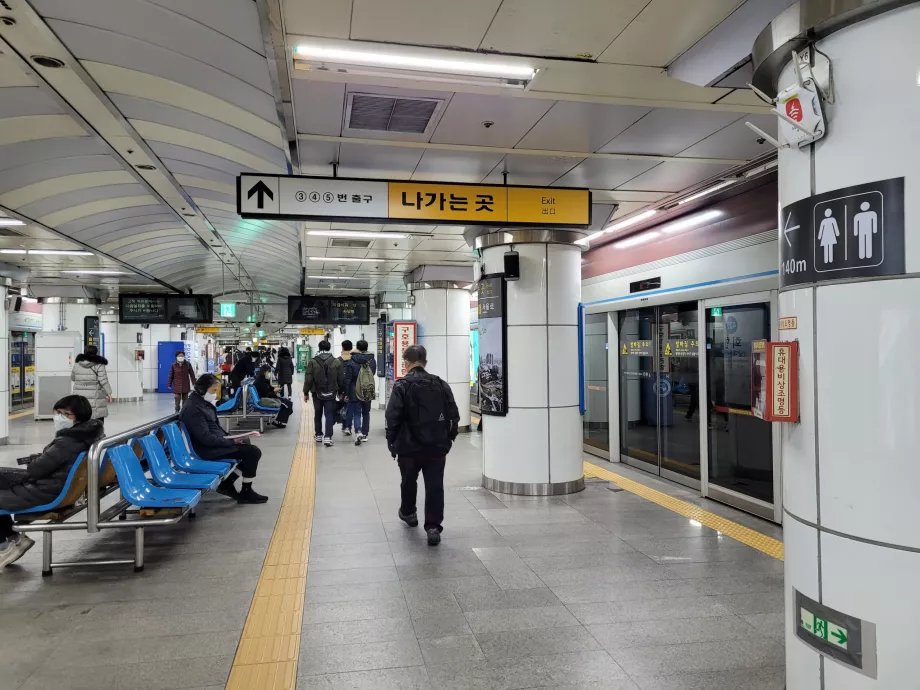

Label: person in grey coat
[71,345,112,426]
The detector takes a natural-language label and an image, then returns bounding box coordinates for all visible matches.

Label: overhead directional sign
[237,174,591,227]
[780,177,904,289]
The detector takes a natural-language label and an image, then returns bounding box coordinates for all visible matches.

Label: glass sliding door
[706,303,775,515]
[583,313,609,455]
[618,302,701,487]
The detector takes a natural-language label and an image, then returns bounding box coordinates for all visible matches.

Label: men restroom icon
[853,201,878,260]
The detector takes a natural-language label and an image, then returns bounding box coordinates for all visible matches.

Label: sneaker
[314,434,323,443]
[323,437,334,447]
[0,534,35,568]
[342,428,352,436]
[216,476,240,500]
[354,433,365,446]
[237,485,269,504]
[398,509,418,527]
[427,529,441,547]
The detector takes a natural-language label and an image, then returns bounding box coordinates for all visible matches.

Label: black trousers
[209,443,261,479]
[0,467,31,540]
[397,453,446,532]
[313,398,335,438]
[280,383,293,397]
[273,399,293,424]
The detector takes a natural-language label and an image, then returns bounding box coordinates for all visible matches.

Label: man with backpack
[385,344,460,546]
[303,340,340,446]
[343,339,377,445]
[336,340,353,436]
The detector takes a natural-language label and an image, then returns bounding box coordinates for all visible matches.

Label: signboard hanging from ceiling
[288,296,370,325]
[238,174,591,227]
[118,294,214,324]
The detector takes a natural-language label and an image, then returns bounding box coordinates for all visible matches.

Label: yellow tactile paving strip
[583,461,784,561]
[226,403,316,690]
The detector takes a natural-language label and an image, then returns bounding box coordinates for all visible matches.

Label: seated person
[0,395,103,569]
[253,365,293,429]
[178,374,268,505]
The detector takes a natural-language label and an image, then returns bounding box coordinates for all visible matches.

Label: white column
[41,301,98,341]
[413,285,471,431]
[479,241,583,495]
[100,315,144,401]
[0,285,8,443]
[776,6,920,687]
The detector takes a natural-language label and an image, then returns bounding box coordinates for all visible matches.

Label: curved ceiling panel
[185,188,236,206]
[0,115,87,146]
[0,156,126,195]
[119,243,206,262]
[75,216,180,242]
[0,87,64,118]
[162,161,238,188]
[99,229,192,253]
[18,183,149,219]
[147,0,264,53]
[148,142,260,176]
[0,139,110,172]
[173,176,234,196]
[35,0,272,90]
[56,204,171,235]
[0,171,136,208]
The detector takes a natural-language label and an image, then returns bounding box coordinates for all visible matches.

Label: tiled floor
[0,394,786,689]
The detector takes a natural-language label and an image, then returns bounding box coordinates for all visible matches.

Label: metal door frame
[701,290,782,523]
[582,312,611,460]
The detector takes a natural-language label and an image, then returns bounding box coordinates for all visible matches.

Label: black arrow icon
[247,180,273,209]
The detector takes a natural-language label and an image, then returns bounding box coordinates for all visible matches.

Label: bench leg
[134,528,145,573]
[41,531,52,577]
[189,508,197,520]
[259,418,264,433]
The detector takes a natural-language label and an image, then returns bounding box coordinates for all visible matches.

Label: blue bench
[138,434,221,492]
[162,423,235,477]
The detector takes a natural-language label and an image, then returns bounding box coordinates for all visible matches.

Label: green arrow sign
[829,624,848,649]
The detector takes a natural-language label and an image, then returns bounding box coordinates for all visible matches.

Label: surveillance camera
[481,120,495,129]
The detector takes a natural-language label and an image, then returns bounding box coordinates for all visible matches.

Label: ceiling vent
[330,238,372,249]
[345,93,443,136]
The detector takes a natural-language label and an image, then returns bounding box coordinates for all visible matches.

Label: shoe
[216,476,240,500]
[314,434,323,443]
[323,437,334,447]
[271,421,284,429]
[427,529,441,546]
[398,509,418,527]
[0,534,35,568]
[342,428,352,436]
[237,485,269,504]
[355,433,365,446]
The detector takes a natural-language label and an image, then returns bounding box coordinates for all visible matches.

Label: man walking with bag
[385,345,459,546]
[344,339,377,445]
[303,340,339,446]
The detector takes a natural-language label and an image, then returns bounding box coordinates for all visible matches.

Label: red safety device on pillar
[751,340,799,422]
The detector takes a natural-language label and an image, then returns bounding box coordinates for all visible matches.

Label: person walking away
[336,340,353,436]
[344,339,377,445]
[230,350,253,394]
[276,346,295,398]
[303,340,338,446]
[167,350,196,412]
[0,395,103,568]
[71,345,112,429]
[254,365,293,428]
[179,374,268,504]
[386,345,459,546]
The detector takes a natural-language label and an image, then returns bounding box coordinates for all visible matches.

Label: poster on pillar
[477,275,507,417]
[780,177,904,288]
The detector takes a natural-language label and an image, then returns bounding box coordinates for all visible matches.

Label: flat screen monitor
[288,296,370,324]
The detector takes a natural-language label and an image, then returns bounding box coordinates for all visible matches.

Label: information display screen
[287,296,370,324]
[477,275,507,416]
[119,294,213,324]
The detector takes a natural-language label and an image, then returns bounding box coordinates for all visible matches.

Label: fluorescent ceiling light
[62,270,129,275]
[678,180,735,205]
[28,249,94,256]
[308,256,385,263]
[743,160,778,178]
[295,44,535,79]
[307,275,356,280]
[308,230,409,240]
[605,209,658,234]
[661,210,724,234]
[0,249,26,254]
[575,230,605,247]
[613,231,661,249]
[0,219,25,226]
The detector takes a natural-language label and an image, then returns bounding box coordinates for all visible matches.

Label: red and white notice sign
[766,341,799,422]
[393,321,417,379]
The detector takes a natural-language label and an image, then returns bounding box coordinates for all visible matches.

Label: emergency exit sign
[794,589,877,678]
[220,302,236,318]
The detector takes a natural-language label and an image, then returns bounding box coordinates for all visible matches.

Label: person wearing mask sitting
[179,374,268,504]
[167,349,196,413]
[254,364,293,429]
[0,395,103,568]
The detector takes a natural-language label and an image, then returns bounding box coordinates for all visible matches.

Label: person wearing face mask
[167,350,196,413]
[178,374,268,504]
[0,395,103,568]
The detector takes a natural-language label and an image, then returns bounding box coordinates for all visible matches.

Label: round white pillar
[477,234,584,495]
[411,282,472,432]
[762,5,920,687]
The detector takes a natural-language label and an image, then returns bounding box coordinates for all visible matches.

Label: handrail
[86,413,179,533]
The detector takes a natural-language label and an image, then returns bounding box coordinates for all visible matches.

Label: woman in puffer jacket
[71,345,112,426]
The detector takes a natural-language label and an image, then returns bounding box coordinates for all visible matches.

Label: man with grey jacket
[71,345,112,428]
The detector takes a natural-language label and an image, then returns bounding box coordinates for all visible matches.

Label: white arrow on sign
[783,212,800,247]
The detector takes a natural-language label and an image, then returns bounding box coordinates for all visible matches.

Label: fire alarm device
[503,251,520,281]
[751,340,799,422]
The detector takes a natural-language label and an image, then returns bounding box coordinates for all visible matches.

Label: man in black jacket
[303,341,339,446]
[385,344,460,546]
[0,395,103,568]
[179,374,268,504]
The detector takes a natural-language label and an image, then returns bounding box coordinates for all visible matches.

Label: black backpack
[405,372,452,451]
[312,356,336,400]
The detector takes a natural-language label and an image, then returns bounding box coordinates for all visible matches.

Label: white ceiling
[0,0,777,324]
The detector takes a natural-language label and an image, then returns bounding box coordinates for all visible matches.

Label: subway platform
[0,394,784,689]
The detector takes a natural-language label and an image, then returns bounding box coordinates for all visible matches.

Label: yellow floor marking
[226,403,316,690]
[583,460,784,561]
[9,408,33,419]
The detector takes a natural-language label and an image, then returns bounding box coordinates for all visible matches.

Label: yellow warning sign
[663,342,672,356]
[621,343,628,355]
